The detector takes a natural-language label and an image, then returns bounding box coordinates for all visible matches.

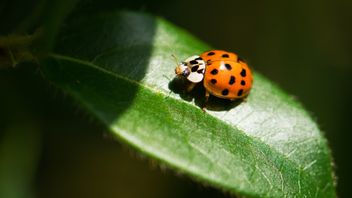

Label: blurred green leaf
[40,11,336,198]
[34,0,79,52]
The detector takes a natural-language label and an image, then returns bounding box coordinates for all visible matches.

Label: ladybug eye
[182,69,190,77]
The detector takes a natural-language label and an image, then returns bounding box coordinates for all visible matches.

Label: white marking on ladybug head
[183,55,206,83]
[187,73,203,83]
[174,55,206,83]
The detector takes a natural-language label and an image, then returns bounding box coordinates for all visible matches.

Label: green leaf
[40,11,336,197]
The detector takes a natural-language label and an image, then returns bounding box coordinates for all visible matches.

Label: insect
[174,50,253,109]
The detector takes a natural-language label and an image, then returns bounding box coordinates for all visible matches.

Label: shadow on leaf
[168,76,243,111]
[42,11,157,124]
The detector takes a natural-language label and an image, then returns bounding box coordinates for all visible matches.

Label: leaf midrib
[48,52,324,194]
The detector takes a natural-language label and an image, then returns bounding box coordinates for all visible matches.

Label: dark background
[0,0,351,197]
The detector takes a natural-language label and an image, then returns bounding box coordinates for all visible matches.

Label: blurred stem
[0,122,42,198]
[0,31,40,69]
[0,0,79,69]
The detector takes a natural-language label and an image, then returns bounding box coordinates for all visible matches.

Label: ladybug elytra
[174,50,253,109]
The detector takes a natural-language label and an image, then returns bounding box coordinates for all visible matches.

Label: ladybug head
[173,55,205,83]
[175,62,190,77]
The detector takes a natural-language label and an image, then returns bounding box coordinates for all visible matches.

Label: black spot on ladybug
[222,54,229,58]
[195,57,203,61]
[240,68,246,77]
[222,89,229,96]
[241,80,246,86]
[207,51,215,56]
[191,65,199,72]
[211,69,218,75]
[210,79,217,84]
[197,69,204,73]
[237,89,243,96]
[229,76,235,85]
[225,63,232,70]
[190,60,198,65]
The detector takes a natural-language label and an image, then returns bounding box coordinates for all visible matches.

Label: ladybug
[174,50,253,108]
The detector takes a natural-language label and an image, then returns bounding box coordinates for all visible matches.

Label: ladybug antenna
[171,54,180,66]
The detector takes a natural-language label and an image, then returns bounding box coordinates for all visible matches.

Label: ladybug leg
[186,82,196,92]
[202,90,210,111]
[205,90,210,102]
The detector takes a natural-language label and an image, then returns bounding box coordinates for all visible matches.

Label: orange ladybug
[174,50,253,108]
